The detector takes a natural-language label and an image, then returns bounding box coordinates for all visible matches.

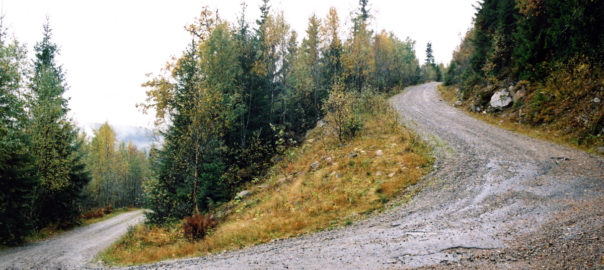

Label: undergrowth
[99,92,432,266]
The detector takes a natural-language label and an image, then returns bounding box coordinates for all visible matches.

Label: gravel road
[129,82,603,269]
[0,210,145,269]
[3,83,601,269]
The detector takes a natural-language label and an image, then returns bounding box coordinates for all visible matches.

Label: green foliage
[0,22,38,245]
[27,21,90,229]
[83,122,149,210]
[322,83,363,142]
[140,0,422,225]
[446,0,603,149]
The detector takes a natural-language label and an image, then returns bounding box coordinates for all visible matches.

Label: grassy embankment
[99,92,432,265]
[438,84,603,155]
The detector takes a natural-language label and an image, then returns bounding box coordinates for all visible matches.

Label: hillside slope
[115,83,603,269]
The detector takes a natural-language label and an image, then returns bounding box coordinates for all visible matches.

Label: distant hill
[80,123,156,150]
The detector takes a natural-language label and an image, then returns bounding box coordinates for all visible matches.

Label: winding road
[129,83,603,269]
[1,83,601,269]
[0,210,145,269]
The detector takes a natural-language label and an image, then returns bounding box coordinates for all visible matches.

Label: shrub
[322,83,363,142]
[82,205,113,219]
[182,213,216,240]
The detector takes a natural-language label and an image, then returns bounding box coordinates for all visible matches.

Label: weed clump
[182,214,216,240]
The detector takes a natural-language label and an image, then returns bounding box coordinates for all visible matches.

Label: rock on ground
[490,89,513,108]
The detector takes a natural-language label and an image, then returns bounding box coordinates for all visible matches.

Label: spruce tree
[28,21,89,228]
[0,22,38,245]
[425,42,435,67]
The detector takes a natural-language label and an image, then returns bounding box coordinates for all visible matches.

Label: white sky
[1,0,476,129]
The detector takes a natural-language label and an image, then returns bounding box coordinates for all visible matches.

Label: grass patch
[438,84,603,155]
[99,93,432,266]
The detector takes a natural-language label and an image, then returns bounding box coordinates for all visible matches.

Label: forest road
[128,82,603,269]
[0,209,145,269]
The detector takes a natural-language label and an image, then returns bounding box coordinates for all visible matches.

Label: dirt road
[3,83,601,269]
[0,210,145,269]
[128,82,602,269]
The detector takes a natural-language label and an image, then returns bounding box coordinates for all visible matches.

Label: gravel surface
[3,83,601,269]
[0,210,145,269]
[125,82,603,269]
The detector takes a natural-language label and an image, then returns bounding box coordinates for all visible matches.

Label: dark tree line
[444,0,604,146]
[445,0,603,88]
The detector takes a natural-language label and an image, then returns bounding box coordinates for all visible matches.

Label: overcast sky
[1,0,477,129]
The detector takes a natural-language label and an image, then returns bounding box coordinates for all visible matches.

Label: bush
[322,84,363,142]
[182,213,216,240]
[82,205,113,219]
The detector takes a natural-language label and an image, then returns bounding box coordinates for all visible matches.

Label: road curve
[127,82,603,269]
[0,209,145,269]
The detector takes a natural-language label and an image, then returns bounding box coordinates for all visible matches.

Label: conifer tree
[0,20,38,245]
[28,21,89,228]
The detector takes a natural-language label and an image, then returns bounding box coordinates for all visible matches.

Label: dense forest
[0,20,150,245]
[1,0,440,245]
[139,0,436,225]
[444,0,603,147]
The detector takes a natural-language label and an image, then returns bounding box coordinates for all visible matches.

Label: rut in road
[128,82,603,269]
[0,209,145,269]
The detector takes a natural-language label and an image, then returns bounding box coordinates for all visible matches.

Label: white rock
[376,150,384,156]
[236,190,251,199]
[594,97,601,103]
[490,89,512,108]
[388,172,396,178]
[310,161,320,170]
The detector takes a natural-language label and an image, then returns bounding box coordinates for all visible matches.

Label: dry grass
[99,95,432,266]
[438,84,603,155]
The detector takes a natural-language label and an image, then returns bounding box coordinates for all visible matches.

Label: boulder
[310,161,320,170]
[490,89,512,109]
[454,100,463,107]
[594,97,601,103]
[236,190,251,199]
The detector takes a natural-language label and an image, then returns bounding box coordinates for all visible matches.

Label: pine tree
[28,21,89,228]
[425,42,435,67]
